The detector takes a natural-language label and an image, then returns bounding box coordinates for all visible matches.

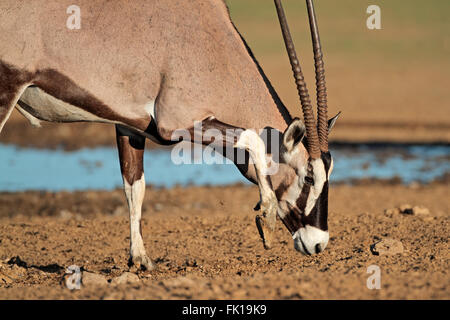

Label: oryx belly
[19,86,112,123]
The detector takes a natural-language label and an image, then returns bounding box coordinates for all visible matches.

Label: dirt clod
[385,205,431,217]
[111,272,140,286]
[399,204,414,214]
[82,272,108,287]
[411,206,430,216]
[370,238,404,256]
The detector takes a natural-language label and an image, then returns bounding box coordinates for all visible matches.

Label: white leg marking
[234,129,276,201]
[124,174,147,260]
[235,129,278,244]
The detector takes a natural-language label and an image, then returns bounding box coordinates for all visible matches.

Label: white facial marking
[123,175,147,257]
[282,175,301,205]
[328,157,334,180]
[304,158,327,216]
[293,225,329,255]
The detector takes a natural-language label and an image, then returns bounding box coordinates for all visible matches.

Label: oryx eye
[305,176,314,185]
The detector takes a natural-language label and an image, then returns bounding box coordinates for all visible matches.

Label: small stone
[59,210,74,219]
[384,208,399,216]
[399,204,413,215]
[370,238,404,256]
[111,272,140,285]
[0,272,14,285]
[412,206,430,216]
[163,276,195,289]
[82,271,108,286]
[185,267,194,273]
[113,206,127,217]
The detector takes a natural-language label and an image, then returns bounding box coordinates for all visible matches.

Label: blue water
[331,144,449,183]
[0,144,448,192]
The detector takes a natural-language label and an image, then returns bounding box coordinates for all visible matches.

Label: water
[331,143,449,183]
[0,143,448,192]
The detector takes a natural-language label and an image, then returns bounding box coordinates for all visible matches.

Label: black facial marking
[281,202,304,235]
[302,152,332,231]
[321,151,332,174]
[295,162,313,212]
[303,181,329,231]
[275,179,290,200]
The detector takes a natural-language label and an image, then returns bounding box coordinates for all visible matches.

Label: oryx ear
[328,112,341,134]
[282,118,306,153]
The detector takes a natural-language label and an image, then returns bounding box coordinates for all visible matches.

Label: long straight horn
[274,0,320,159]
[306,0,328,152]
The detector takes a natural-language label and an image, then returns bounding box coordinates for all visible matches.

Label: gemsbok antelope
[0,0,340,270]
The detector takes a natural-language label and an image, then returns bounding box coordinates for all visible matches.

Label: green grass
[226,0,450,65]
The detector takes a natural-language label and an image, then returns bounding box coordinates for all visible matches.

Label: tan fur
[0,0,289,134]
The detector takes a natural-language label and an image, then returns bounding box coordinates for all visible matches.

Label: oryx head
[258,0,340,255]
[275,113,339,255]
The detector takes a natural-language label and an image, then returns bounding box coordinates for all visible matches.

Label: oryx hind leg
[116,124,155,271]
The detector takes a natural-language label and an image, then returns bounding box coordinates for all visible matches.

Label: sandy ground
[0,183,448,299]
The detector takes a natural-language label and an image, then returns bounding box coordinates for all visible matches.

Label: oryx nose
[315,243,325,254]
[294,226,329,255]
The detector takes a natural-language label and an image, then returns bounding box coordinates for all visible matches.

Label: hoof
[128,255,156,272]
[256,215,273,250]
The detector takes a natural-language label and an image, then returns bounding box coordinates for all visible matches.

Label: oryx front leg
[235,129,278,249]
[116,125,155,271]
[183,117,279,250]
